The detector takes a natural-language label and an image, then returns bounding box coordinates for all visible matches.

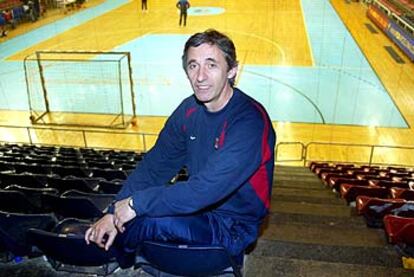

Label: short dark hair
[182,29,238,86]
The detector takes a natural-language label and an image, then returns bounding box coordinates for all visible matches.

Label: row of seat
[0,160,137,175]
[0,144,144,163]
[1,143,239,276]
[0,144,143,186]
[0,165,129,182]
[310,162,414,265]
[0,187,116,218]
[0,212,242,276]
[0,153,140,165]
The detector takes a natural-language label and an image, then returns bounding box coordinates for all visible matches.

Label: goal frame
[24,50,137,129]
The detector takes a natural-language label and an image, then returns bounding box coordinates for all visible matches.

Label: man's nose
[196,67,207,82]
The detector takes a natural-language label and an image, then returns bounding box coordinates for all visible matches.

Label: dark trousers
[179,12,187,26]
[119,214,213,253]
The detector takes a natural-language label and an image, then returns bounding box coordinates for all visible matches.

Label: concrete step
[252,239,402,268]
[244,255,410,277]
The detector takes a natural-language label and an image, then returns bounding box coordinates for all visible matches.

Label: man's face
[185,43,237,112]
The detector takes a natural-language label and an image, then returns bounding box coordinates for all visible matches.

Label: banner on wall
[386,21,414,61]
[367,5,389,32]
[367,4,414,61]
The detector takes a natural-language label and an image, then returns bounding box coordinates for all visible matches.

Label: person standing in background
[141,0,148,12]
[176,0,190,26]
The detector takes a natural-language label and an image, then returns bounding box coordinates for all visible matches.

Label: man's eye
[208,63,217,68]
[188,64,197,70]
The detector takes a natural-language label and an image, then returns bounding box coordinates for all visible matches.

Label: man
[176,0,190,26]
[2,9,15,30]
[85,29,276,260]
[141,0,148,12]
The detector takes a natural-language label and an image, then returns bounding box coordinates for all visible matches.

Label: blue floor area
[0,0,408,128]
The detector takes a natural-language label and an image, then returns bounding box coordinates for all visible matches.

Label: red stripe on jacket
[249,103,272,209]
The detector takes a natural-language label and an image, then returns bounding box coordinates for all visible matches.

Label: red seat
[329,178,368,191]
[390,187,414,201]
[356,195,406,215]
[315,167,339,179]
[356,196,406,227]
[368,179,409,189]
[321,172,350,186]
[309,162,329,173]
[384,215,414,244]
[340,184,389,204]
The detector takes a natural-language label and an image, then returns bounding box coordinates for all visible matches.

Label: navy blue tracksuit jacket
[113,88,276,255]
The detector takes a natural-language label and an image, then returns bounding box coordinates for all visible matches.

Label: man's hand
[85,214,118,251]
[113,197,137,233]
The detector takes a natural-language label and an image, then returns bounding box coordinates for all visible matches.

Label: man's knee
[120,215,212,249]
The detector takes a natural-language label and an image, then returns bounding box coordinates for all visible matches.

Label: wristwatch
[128,197,134,209]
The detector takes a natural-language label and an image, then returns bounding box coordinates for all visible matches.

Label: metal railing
[2,124,414,168]
[276,141,414,168]
[0,124,158,153]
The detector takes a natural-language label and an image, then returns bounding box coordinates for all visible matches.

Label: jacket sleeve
[131,108,274,217]
[111,105,187,205]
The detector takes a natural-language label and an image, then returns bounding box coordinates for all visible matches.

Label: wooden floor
[1,0,414,166]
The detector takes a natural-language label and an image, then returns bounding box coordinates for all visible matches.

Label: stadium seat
[61,190,115,211]
[46,176,96,193]
[28,218,132,275]
[98,180,123,194]
[5,185,58,210]
[51,165,88,178]
[0,172,45,188]
[135,241,244,277]
[383,215,414,244]
[340,184,389,204]
[328,178,368,192]
[116,162,137,171]
[390,187,414,201]
[0,189,44,213]
[87,160,114,169]
[0,211,58,261]
[41,190,113,219]
[315,167,339,179]
[391,202,414,218]
[309,162,328,172]
[12,162,51,175]
[89,168,127,181]
[356,195,406,227]
[368,179,409,189]
[383,215,414,258]
[0,161,14,172]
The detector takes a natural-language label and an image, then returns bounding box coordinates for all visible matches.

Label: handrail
[275,141,414,168]
[2,124,414,168]
[275,142,305,163]
[0,124,158,152]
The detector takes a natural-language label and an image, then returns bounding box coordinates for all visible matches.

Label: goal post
[24,51,136,129]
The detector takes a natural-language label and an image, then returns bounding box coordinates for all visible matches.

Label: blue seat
[0,189,44,213]
[5,185,58,210]
[0,211,58,261]
[28,218,133,275]
[41,190,113,219]
[135,241,244,277]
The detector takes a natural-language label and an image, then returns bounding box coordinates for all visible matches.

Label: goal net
[24,51,136,129]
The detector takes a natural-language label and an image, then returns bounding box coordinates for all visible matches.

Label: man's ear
[227,66,238,80]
